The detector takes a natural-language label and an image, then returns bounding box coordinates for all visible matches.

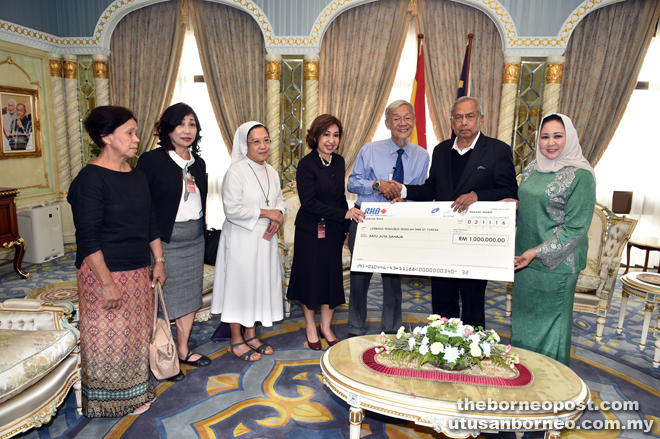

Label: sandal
[179,351,211,367]
[243,335,274,355]
[228,341,260,362]
[129,396,155,415]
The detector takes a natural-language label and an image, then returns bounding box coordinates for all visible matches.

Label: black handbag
[204,228,221,266]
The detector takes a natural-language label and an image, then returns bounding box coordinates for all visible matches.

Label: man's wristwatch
[154,257,165,264]
[373,180,381,191]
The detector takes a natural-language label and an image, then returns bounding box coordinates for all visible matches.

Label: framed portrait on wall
[0,86,42,159]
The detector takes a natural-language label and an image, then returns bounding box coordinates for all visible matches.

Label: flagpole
[465,33,474,96]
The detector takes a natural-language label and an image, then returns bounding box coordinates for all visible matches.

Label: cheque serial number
[452,234,509,246]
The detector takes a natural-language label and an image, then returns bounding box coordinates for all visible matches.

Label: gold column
[303,54,319,157]
[63,55,82,179]
[92,54,109,107]
[265,54,282,173]
[497,56,521,145]
[542,56,565,117]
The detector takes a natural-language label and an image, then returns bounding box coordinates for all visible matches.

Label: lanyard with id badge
[183,164,196,201]
[318,218,326,239]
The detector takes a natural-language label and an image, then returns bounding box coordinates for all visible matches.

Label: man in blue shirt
[346,100,430,336]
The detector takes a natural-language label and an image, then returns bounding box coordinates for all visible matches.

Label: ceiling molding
[0,0,627,57]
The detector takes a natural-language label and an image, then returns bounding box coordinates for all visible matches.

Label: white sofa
[0,299,81,438]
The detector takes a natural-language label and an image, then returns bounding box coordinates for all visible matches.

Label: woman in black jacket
[286,114,364,350]
[136,103,210,380]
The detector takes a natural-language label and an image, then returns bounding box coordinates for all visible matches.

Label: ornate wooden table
[321,335,589,439]
[0,188,29,279]
[616,272,660,367]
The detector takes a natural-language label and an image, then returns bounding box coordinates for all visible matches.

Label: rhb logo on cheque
[364,207,386,215]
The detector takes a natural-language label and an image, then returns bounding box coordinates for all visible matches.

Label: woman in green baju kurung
[510,113,596,366]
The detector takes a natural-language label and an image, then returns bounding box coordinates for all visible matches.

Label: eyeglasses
[247,139,271,148]
[452,113,478,122]
[389,116,414,124]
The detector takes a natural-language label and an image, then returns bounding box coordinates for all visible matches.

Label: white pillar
[63,55,82,179]
[303,54,319,157]
[497,56,521,145]
[49,53,70,194]
[50,53,75,243]
[265,54,282,173]
[542,56,565,117]
[92,54,109,107]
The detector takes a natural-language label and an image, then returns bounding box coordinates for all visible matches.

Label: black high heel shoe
[318,327,339,347]
[306,327,322,350]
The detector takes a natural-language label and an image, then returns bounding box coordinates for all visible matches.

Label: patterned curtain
[418,0,504,140]
[559,0,660,166]
[109,0,185,159]
[191,0,265,153]
[318,0,410,172]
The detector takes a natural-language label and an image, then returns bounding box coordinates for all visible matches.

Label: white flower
[443,346,460,363]
[428,314,441,321]
[430,342,444,355]
[480,342,491,357]
[469,342,482,357]
[490,329,500,342]
[413,326,422,336]
[408,337,416,349]
[421,336,429,346]
[419,344,429,355]
[448,318,462,325]
[396,326,406,339]
[430,320,442,328]
[469,334,480,344]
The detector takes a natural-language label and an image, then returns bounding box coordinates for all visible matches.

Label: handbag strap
[152,282,171,341]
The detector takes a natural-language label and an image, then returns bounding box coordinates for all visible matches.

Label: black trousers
[430,277,488,329]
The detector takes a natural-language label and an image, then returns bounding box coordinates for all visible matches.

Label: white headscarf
[5,99,17,120]
[231,121,265,165]
[536,113,595,179]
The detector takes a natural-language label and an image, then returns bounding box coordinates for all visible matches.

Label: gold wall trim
[265,61,281,80]
[545,63,564,84]
[303,61,319,81]
[62,61,77,79]
[49,59,62,77]
[92,60,109,79]
[502,63,520,84]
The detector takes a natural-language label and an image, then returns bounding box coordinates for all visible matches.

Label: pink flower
[506,344,512,354]
[440,317,449,323]
[381,332,387,344]
[463,328,473,336]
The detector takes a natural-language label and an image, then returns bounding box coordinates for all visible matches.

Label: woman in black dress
[287,114,365,350]
[136,103,210,381]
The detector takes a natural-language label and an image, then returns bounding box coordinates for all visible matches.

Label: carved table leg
[654,314,660,368]
[3,238,30,279]
[506,282,513,317]
[349,406,364,439]
[639,301,654,351]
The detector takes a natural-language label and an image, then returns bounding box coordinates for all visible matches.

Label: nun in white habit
[211,121,286,362]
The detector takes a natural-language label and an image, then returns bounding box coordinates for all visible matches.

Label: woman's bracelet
[154,257,165,264]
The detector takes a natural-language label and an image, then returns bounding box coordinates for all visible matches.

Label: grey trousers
[347,219,403,334]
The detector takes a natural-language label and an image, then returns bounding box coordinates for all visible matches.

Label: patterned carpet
[1,248,659,439]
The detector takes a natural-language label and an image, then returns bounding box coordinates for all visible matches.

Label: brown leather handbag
[149,282,179,380]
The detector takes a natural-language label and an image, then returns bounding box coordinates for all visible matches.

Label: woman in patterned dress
[509,113,596,365]
[68,106,166,416]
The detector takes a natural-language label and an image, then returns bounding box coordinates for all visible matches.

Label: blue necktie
[392,149,404,183]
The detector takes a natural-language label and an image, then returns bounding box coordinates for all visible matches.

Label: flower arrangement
[376,315,519,371]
